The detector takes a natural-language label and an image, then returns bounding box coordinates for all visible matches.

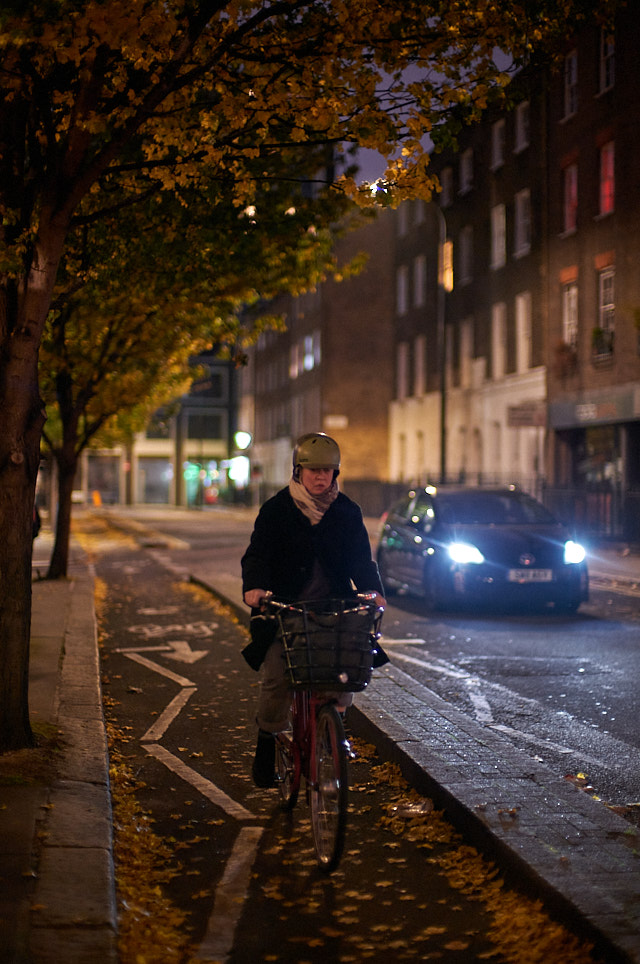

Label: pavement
[1,508,639,963]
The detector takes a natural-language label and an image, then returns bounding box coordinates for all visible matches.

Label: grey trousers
[256,639,353,733]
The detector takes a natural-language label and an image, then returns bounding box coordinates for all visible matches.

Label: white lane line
[392,652,608,766]
[488,724,604,764]
[144,743,258,821]
[464,678,494,724]
[122,652,195,687]
[381,636,426,646]
[194,826,264,963]
[141,687,197,742]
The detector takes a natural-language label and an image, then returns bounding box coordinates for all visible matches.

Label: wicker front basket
[275,600,379,692]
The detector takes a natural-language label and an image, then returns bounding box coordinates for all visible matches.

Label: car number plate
[508,569,553,583]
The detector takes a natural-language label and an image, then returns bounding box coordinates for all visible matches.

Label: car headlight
[564,540,586,565]
[448,542,485,565]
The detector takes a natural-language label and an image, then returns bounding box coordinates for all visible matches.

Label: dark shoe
[252,730,276,788]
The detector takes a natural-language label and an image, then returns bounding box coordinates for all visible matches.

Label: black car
[377,486,589,612]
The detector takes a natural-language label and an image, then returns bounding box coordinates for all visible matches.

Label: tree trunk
[0,223,67,752]
[46,448,78,580]
[0,351,43,751]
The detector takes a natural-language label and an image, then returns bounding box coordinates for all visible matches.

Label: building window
[515,291,532,373]
[562,282,579,347]
[440,167,453,207]
[396,264,409,315]
[414,199,426,225]
[563,50,578,118]
[491,302,507,379]
[413,255,426,308]
[289,342,300,380]
[490,204,506,269]
[595,268,615,355]
[460,318,473,389]
[459,225,473,285]
[459,148,473,194]
[491,120,505,169]
[514,189,531,256]
[187,413,223,439]
[397,202,409,237]
[599,141,615,215]
[599,29,615,93]
[563,164,578,233]
[414,334,426,396]
[396,342,409,400]
[514,101,530,153]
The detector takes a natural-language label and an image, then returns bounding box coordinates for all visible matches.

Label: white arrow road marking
[165,640,208,663]
[144,743,258,821]
[194,826,264,964]
[141,687,197,742]
[122,652,195,688]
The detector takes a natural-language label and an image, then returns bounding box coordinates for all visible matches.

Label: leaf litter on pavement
[82,517,605,964]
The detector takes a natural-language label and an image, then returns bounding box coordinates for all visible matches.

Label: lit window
[563,164,578,232]
[289,343,300,380]
[491,120,505,169]
[600,29,615,92]
[563,50,578,118]
[490,204,506,269]
[514,189,531,256]
[491,303,507,379]
[562,282,578,347]
[514,101,530,153]
[599,141,615,215]
[596,268,615,355]
[303,335,314,371]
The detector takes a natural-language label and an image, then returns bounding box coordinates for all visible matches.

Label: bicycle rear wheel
[310,705,348,873]
[276,732,299,811]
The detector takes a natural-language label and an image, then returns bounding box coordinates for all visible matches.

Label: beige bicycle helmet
[293,433,341,473]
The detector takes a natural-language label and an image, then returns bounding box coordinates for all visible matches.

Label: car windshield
[436,492,557,526]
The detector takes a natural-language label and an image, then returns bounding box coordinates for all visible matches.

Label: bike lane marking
[193,826,264,963]
[143,743,259,822]
[141,687,197,742]
[113,573,266,960]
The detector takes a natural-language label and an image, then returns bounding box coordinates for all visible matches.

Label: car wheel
[554,597,580,615]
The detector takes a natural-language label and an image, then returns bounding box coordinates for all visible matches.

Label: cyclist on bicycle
[241,432,387,787]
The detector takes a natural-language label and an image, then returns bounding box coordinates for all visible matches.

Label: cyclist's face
[300,467,333,495]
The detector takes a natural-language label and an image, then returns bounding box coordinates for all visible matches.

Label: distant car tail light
[448,542,485,565]
[564,540,586,565]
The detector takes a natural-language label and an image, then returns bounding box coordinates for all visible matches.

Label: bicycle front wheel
[310,705,348,873]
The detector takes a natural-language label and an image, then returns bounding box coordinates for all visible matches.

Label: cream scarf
[289,476,339,525]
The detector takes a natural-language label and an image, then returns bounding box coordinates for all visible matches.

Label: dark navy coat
[241,487,387,670]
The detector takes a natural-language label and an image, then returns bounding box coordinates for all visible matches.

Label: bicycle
[260,593,384,873]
